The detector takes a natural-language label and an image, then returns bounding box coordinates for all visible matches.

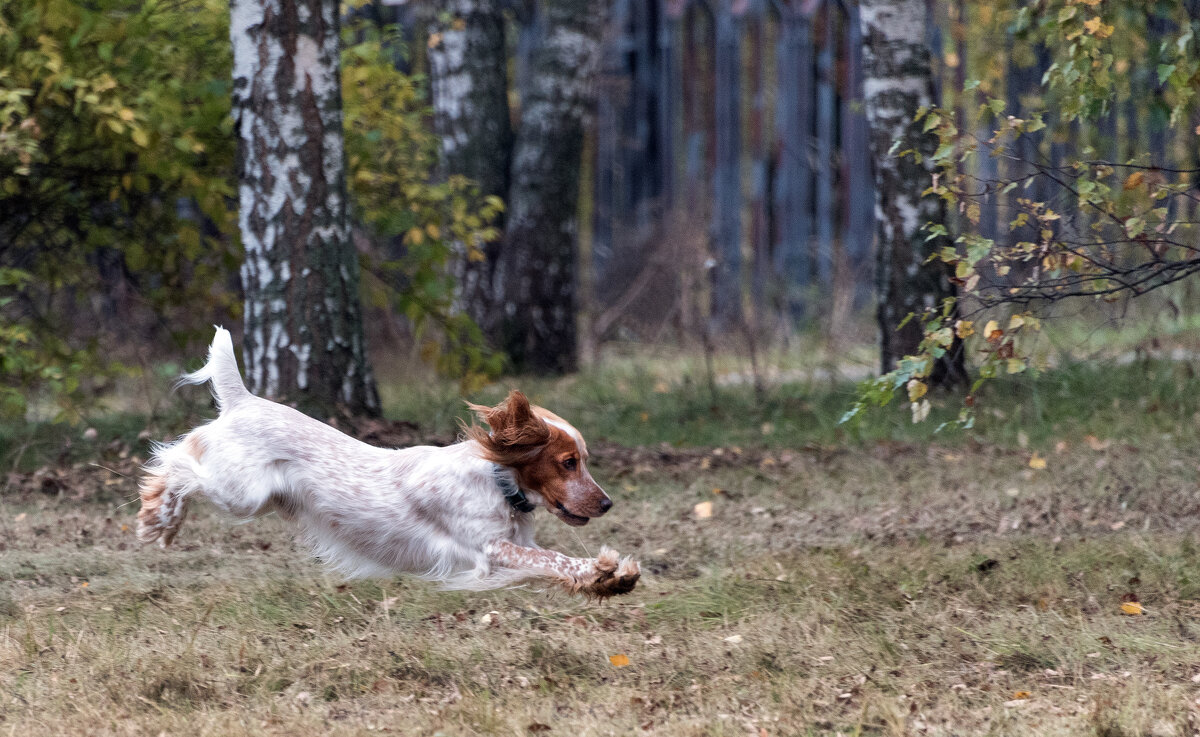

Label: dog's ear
[464,390,550,464]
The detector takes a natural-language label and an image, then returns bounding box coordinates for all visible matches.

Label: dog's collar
[492,464,536,513]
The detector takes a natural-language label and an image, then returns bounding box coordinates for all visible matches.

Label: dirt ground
[3,419,1200,736]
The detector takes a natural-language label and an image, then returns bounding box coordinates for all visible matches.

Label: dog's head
[465,390,612,526]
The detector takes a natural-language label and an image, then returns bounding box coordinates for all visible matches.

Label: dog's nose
[598,496,613,514]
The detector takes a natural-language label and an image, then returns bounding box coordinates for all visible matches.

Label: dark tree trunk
[231,0,379,416]
[814,1,836,286]
[841,2,872,302]
[493,0,608,374]
[772,8,814,319]
[428,0,514,330]
[859,0,966,385]
[710,7,742,328]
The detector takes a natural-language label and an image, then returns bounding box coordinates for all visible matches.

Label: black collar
[493,464,535,513]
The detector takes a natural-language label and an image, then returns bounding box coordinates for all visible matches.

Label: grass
[4,347,1200,734]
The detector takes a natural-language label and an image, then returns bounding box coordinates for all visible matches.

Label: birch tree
[492,0,606,373]
[231,0,379,415]
[428,0,513,330]
[429,0,607,374]
[859,0,965,386]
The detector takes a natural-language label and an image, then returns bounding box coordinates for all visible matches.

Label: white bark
[232,0,379,414]
[860,0,965,383]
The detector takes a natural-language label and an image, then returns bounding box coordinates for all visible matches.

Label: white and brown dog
[138,328,640,597]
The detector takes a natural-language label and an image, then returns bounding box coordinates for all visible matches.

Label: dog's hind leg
[137,434,205,546]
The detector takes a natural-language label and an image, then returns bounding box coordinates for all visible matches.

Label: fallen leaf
[1013,690,1032,699]
[480,610,501,625]
[1028,453,1047,470]
[723,634,743,644]
[1120,602,1144,616]
[609,653,630,667]
[14,513,26,522]
[527,723,552,733]
[693,501,713,519]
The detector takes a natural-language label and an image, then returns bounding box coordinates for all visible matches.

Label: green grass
[376,357,1200,451]
[5,343,1197,473]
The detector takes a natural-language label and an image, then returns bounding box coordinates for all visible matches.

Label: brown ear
[464,390,551,464]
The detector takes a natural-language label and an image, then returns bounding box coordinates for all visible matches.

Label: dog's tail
[177,326,252,412]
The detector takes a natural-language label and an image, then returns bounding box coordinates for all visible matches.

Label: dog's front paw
[580,546,640,598]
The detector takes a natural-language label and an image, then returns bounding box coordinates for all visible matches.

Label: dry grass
[4,427,1200,737]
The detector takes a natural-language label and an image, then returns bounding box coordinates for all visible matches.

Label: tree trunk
[814,2,836,286]
[772,8,813,320]
[859,0,966,385]
[710,7,742,328]
[428,0,513,329]
[231,0,379,416]
[492,0,607,374]
[841,1,873,304]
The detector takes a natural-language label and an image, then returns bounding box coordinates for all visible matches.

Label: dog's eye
[562,457,577,471]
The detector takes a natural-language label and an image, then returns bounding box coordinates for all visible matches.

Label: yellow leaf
[1008,314,1025,330]
[131,128,149,148]
[118,108,135,122]
[639,412,649,423]
[1028,452,1047,470]
[1006,358,1026,374]
[1123,172,1144,190]
[906,379,928,402]
[1120,602,1144,616]
[984,320,1002,342]
[1083,16,1102,34]
[1012,690,1031,700]
[955,320,975,339]
[427,32,443,48]
[609,653,630,667]
[693,501,713,519]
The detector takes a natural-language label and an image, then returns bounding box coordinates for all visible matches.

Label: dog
[137,328,640,598]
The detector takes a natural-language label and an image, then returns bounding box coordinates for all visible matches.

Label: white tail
[176,326,252,412]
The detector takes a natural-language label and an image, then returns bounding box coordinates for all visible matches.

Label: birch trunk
[493,0,607,374]
[859,0,965,385]
[231,0,379,416]
[428,0,513,328]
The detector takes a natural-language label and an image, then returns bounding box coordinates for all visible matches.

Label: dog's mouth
[553,502,590,527]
